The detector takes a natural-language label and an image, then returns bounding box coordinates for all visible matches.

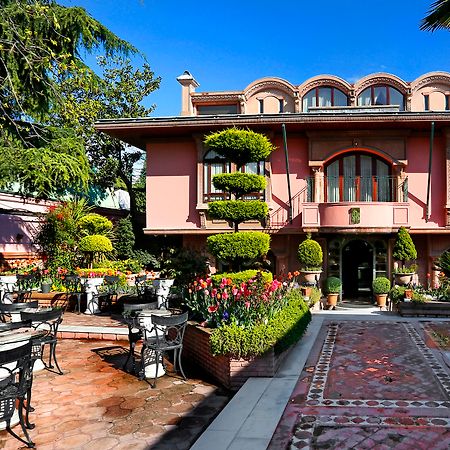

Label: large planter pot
[81,277,104,314]
[41,283,52,294]
[375,293,388,308]
[394,273,415,286]
[182,323,291,391]
[326,293,339,308]
[153,279,175,309]
[300,270,322,285]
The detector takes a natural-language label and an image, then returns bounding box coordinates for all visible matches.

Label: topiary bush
[372,276,391,294]
[208,200,268,224]
[204,128,276,168]
[324,277,341,294]
[212,173,266,198]
[210,270,273,286]
[77,213,113,236]
[114,216,135,260]
[393,227,417,267]
[436,249,450,277]
[79,235,113,268]
[297,236,323,270]
[207,232,270,265]
[209,289,311,358]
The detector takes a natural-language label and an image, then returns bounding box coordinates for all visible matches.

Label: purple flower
[222,311,229,320]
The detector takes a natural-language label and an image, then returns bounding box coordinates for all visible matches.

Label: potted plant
[297,234,323,285]
[324,276,341,309]
[372,276,390,308]
[40,269,53,293]
[393,227,417,285]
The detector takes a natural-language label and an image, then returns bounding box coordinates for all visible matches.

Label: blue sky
[60,0,450,117]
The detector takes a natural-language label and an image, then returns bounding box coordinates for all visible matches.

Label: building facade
[97,71,450,298]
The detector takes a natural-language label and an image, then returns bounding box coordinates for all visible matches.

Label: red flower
[207,305,218,313]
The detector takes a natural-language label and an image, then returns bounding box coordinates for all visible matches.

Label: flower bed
[398,301,450,317]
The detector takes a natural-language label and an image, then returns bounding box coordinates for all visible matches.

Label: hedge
[78,235,113,252]
[210,289,311,358]
[207,231,270,262]
[208,200,268,223]
[210,270,273,286]
[212,173,266,198]
[204,128,276,167]
[77,213,113,236]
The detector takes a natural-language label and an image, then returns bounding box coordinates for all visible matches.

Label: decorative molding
[355,75,409,95]
[298,78,352,97]
[191,93,241,104]
[412,74,450,91]
[244,80,297,99]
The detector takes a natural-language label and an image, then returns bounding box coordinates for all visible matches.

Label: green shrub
[114,217,135,259]
[209,289,311,358]
[208,200,268,224]
[204,128,276,168]
[78,235,113,253]
[393,227,417,265]
[298,236,323,270]
[210,270,273,286]
[393,264,418,274]
[207,232,270,263]
[212,173,266,198]
[324,277,341,294]
[77,213,113,236]
[436,249,450,277]
[308,287,322,307]
[389,285,407,303]
[372,276,391,294]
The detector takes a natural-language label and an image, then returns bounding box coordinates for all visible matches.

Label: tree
[0,0,137,197]
[421,0,450,31]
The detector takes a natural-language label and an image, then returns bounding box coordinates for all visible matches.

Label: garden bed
[182,322,291,391]
[398,300,450,317]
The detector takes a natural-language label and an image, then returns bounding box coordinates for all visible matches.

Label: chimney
[176,71,199,116]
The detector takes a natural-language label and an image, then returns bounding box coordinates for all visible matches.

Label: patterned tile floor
[269,320,450,450]
[0,339,229,450]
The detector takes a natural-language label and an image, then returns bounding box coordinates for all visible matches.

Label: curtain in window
[327,161,339,202]
[376,160,390,201]
[318,88,332,107]
[357,88,372,106]
[360,155,372,202]
[343,156,356,201]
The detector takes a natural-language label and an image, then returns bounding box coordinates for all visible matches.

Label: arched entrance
[342,239,373,299]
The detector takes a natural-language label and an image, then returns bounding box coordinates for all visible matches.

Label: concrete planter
[394,273,415,286]
[398,301,450,317]
[182,322,289,391]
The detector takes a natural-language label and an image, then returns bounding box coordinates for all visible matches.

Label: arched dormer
[410,71,450,112]
[354,73,409,110]
[244,77,297,114]
[298,75,352,111]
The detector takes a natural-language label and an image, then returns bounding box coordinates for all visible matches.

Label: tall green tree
[0,0,137,197]
[421,0,450,31]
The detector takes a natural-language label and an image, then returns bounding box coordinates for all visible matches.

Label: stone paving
[268,320,450,450]
[0,339,229,450]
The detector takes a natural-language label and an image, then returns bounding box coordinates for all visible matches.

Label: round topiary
[77,213,113,236]
[212,173,266,198]
[372,276,391,294]
[208,200,269,224]
[297,237,323,270]
[393,227,417,265]
[207,232,270,264]
[324,277,341,294]
[204,128,276,168]
[78,235,113,253]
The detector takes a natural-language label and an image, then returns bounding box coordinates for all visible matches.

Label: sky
[60,0,450,117]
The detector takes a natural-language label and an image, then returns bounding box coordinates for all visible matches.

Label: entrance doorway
[342,240,373,299]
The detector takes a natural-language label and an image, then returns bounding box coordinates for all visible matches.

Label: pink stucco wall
[146,140,199,230]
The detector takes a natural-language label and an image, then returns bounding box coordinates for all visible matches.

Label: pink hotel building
[97,71,450,298]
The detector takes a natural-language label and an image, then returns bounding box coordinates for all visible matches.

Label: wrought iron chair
[141,312,188,388]
[62,275,83,314]
[20,309,64,375]
[134,275,147,301]
[99,275,120,311]
[0,301,39,323]
[15,274,36,302]
[0,341,35,448]
[122,302,158,374]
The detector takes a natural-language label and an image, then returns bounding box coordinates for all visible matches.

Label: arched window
[203,150,231,202]
[302,87,348,111]
[325,153,392,202]
[357,85,404,110]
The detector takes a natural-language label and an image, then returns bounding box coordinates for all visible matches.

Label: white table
[138,309,171,379]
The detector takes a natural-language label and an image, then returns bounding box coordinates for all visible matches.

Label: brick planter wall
[398,301,450,317]
[30,292,74,309]
[182,322,289,391]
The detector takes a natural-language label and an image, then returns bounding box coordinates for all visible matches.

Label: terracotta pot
[300,270,322,285]
[327,293,339,307]
[405,289,413,299]
[301,286,312,297]
[376,293,387,308]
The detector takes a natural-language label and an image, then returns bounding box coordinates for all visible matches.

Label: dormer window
[302,87,348,111]
[357,85,404,110]
[197,104,238,115]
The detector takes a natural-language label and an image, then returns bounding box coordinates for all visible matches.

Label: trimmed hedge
[210,270,273,286]
[208,200,268,223]
[77,213,113,236]
[204,128,276,167]
[393,227,417,264]
[372,276,391,294]
[210,289,311,358]
[298,237,323,269]
[78,235,113,252]
[324,276,341,294]
[207,232,270,262]
[212,173,266,198]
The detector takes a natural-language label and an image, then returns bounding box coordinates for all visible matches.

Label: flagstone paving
[268,320,450,450]
[0,339,229,450]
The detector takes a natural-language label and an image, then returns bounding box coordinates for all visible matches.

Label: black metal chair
[122,302,157,374]
[99,275,120,311]
[134,275,147,301]
[141,312,188,388]
[0,301,39,323]
[15,274,36,302]
[0,341,35,447]
[62,275,83,314]
[20,309,64,375]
